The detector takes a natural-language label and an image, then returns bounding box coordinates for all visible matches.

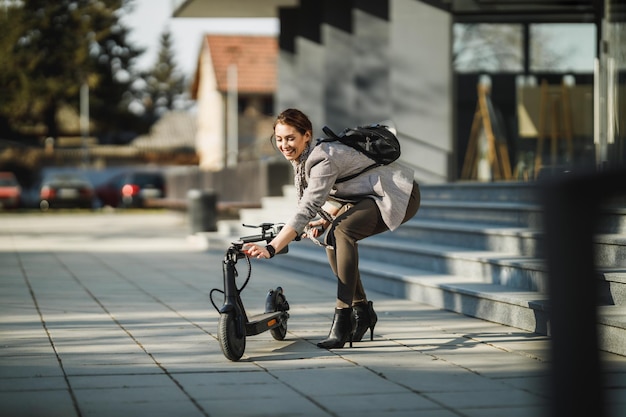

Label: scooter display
[210,223,291,361]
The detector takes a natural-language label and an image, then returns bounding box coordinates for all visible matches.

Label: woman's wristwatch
[265,244,276,258]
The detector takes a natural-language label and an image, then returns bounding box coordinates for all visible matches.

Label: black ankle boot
[317,308,356,349]
[352,301,378,342]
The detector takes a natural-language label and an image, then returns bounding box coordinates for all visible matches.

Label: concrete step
[596,206,626,234]
[594,234,626,267]
[363,233,623,303]
[420,182,539,203]
[418,200,544,228]
[601,271,626,305]
[380,220,626,291]
[394,219,543,257]
[361,234,548,292]
[418,180,626,230]
[258,195,298,212]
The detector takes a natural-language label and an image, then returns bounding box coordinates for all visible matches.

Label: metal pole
[80,82,89,167]
[227,64,238,168]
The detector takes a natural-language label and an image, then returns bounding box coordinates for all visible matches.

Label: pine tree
[140,29,188,122]
[0,3,28,139]
[0,0,145,143]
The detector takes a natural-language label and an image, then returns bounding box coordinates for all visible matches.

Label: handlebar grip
[239,234,265,243]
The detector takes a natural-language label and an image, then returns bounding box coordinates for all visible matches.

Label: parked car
[0,171,22,209]
[39,173,95,210]
[95,170,166,208]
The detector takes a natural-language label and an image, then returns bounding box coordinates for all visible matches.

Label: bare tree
[453,23,572,73]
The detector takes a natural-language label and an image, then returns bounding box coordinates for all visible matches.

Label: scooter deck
[245,311,289,336]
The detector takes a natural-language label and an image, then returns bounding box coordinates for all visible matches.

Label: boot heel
[353,301,378,342]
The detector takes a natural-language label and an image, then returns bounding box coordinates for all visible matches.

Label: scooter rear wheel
[269,289,288,341]
[270,320,287,340]
[218,312,245,361]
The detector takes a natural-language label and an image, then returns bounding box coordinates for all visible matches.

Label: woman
[244,108,420,349]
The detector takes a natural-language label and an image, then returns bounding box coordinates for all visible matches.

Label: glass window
[453,24,523,73]
[530,24,596,72]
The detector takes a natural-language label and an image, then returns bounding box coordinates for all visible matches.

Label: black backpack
[317,123,401,183]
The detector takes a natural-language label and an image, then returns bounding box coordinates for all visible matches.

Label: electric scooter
[210,223,291,361]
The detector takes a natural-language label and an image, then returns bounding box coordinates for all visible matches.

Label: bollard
[187,189,218,233]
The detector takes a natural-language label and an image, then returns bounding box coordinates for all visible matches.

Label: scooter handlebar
[238,223,285,244]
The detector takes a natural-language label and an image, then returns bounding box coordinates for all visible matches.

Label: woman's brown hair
[270,108,313,148]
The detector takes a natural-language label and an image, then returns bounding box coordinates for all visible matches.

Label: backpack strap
[335,163,380,184]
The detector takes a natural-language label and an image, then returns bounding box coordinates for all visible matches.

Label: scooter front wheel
[218,311,246,361]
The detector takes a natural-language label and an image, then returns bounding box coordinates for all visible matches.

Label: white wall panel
[390,0,453,183]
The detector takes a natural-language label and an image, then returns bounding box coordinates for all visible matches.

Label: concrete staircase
[222,182,626,356]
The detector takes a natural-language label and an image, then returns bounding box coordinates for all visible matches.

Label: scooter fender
[219,301,246,338]
[265,287,289,313]
[219,303,235,314]
[264,289,277,313]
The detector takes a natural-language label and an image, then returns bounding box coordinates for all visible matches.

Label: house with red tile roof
[191,35,278,171]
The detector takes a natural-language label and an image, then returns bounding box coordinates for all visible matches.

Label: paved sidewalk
[1,211,624,417]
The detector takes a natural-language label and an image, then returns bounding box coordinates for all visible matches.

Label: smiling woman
[243,108,421,350]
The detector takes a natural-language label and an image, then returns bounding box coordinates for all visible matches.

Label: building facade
[176,0,625,184]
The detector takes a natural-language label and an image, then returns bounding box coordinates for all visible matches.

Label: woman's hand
[306,219,330,238]
[243,243,272,259]
[243,224,297,259]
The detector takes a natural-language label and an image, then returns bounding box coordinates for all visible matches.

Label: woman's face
[275,122,311,162]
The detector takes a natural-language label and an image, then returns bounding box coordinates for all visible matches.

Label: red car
[95,170,166,208]
[0,171,21,209]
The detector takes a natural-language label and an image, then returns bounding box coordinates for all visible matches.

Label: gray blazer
[286,141,415,234]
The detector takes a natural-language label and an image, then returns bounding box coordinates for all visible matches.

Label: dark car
[39,173,95,210]
[0,171,22,209]
[95,171,166,208]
